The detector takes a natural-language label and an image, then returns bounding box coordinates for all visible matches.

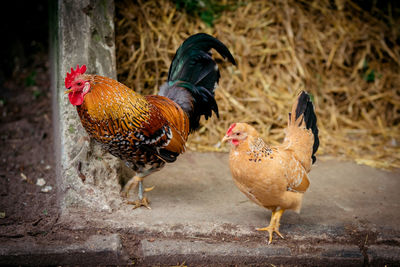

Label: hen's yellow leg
[256,209,285,244]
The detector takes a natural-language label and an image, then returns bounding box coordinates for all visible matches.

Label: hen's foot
[256,225,284,244]
[257,209,285,244]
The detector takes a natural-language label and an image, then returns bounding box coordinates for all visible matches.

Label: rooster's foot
[143,186,155,192]
[121,176,155,198]
[127,197,151,209]
[122,176,155,209]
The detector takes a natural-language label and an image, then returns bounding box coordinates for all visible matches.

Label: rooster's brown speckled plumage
[65,33,236,208]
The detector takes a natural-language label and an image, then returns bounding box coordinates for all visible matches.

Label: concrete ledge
[139,239,363,266]
[0,236,368,266]
[368,245,400,265]
[0,234,128,266]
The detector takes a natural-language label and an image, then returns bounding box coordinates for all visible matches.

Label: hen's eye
[77,82,82,86]
[235,132,240,135]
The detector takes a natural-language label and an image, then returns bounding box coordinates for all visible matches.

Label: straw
[115,0,400,169]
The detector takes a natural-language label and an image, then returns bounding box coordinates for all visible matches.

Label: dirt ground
[0,0,61,245]
[0,47,59,236]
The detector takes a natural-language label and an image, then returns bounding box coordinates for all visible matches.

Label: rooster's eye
[77,82,82,86]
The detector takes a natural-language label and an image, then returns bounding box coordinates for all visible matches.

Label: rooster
[222,91,319,243]
[65,33,236,208]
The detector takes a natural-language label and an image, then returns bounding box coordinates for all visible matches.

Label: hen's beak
[221,135,231,143]
[64,89,73,95]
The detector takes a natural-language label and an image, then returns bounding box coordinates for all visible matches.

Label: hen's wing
[282,150,310,193]
[249,137,310,193]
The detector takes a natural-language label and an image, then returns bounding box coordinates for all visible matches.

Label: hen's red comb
[226,123,236,135]
[65,64,87,88]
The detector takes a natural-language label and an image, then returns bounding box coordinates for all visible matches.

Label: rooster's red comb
[65,64,87,88]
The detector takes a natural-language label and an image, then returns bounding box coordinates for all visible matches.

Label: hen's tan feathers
[228,132,308,212]
[224,91,318,214]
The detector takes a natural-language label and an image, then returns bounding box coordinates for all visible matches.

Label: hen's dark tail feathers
[289,91,319,164]
[159,33,236,131]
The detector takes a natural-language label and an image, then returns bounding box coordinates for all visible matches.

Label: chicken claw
[127,197,151,209]
[257,226,284,244]
[257,209,285,244]
[121,176,155,209]
[144,186,155,192]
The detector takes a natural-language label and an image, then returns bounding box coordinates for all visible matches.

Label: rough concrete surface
[51,0,122,214]
[62,152,400,238]
[0,234,128,266]
[57,152,400,265]
[140,239,364,266]
[367,245,400,265]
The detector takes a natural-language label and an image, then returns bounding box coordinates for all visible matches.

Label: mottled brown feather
[145,95,189,154]
[75,74,188,172]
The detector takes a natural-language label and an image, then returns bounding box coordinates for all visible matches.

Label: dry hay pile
[115,0,400,169]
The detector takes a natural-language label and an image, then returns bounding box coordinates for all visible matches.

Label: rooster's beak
[221,135,231,143]
[64,89,73,95]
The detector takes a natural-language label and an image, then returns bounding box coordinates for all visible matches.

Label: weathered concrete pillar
[50,0,122,214]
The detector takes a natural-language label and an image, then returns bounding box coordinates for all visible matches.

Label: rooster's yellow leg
[256,209,285,244]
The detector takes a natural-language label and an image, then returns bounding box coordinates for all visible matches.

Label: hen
[65,33,236,208]
[222,91,319,243]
